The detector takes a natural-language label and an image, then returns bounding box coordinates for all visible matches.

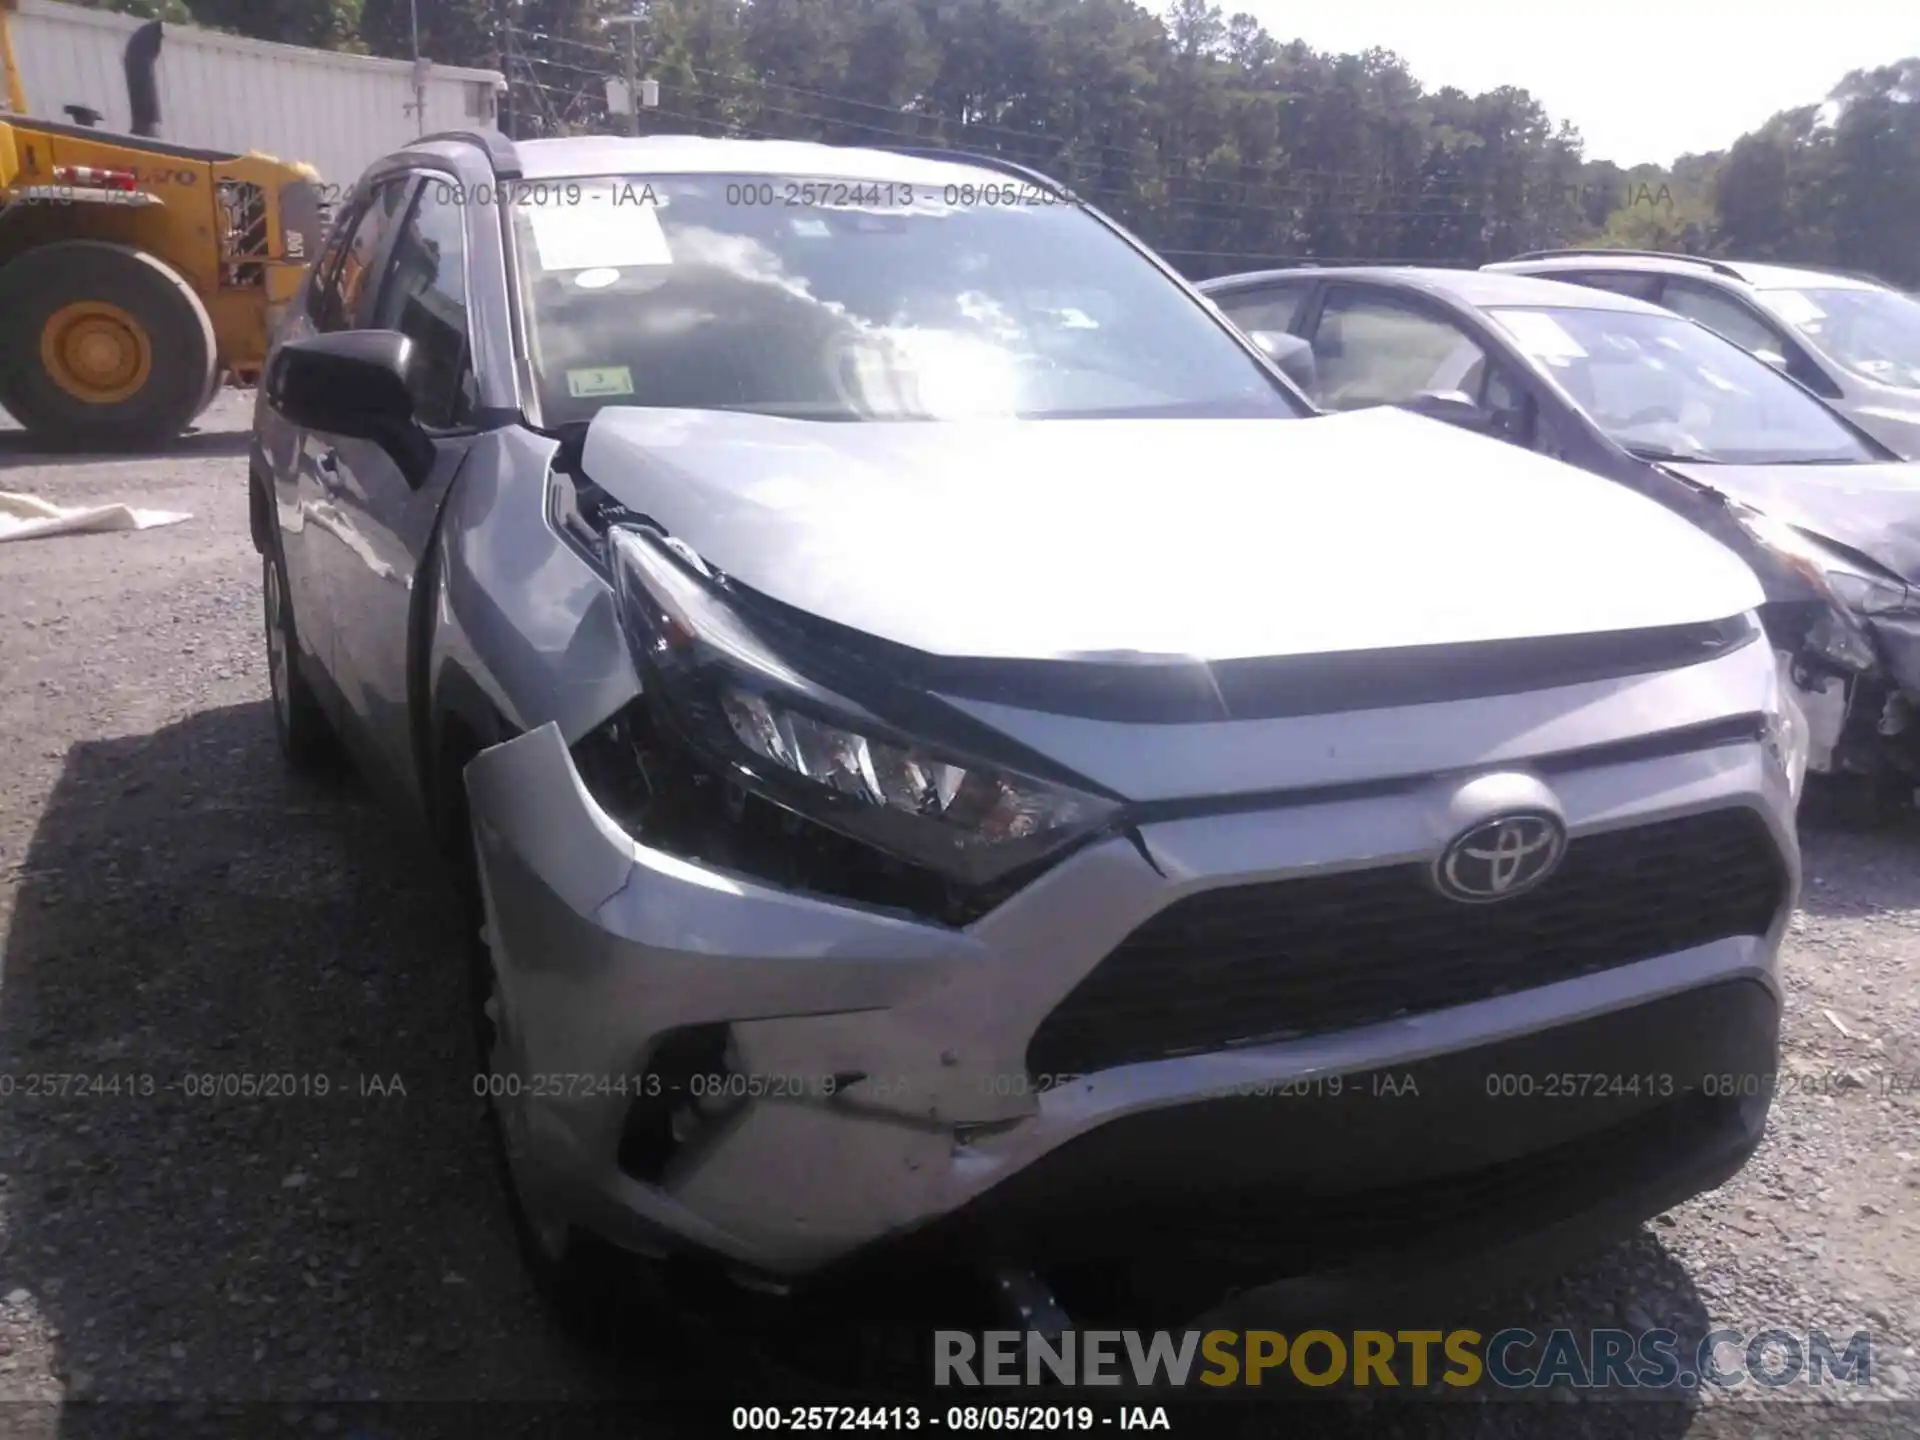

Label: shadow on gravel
[1797,816,1920,920]
[0,702,1729,1440]
[0,429,252,472]
[0,701,740,1437]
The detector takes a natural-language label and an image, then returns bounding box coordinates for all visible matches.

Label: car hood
[1663,460,1920,582]
[581,406,1763,661]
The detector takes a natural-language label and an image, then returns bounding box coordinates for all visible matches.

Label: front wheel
[262,548,336,772]
[457,801,660,1336]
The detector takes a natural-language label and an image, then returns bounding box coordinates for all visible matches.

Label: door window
[1555,270,1665,303]
[304,193,363,328]
[1214,285,1309,336]
[309,179,411,334]
[1661,278,1841,396]
[1308,289,1489,410]
[1482,365,1537,444]
[1660,280,1791,365]
[370,180,476,427]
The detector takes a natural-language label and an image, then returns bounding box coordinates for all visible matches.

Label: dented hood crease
[580,406,1764,661]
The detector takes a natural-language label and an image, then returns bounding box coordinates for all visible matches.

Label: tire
[261,545,336,772]
[191,362,226,425]
[0,240,218,449]
[451,782,657,1339]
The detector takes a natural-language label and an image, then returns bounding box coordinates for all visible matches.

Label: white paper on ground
[0,490,191,542]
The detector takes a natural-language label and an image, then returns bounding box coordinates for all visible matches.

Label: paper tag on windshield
[1498,310,1588,359]
[526,199,671,272]
[567,365,634,398]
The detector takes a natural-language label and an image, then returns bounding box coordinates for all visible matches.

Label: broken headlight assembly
[571,518,1120,918]
[1729,504,1882,674]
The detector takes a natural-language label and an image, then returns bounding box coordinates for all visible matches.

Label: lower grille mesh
[1027,808,1786,1077]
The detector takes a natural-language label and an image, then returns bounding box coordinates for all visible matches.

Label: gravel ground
[1,396,1918,1439]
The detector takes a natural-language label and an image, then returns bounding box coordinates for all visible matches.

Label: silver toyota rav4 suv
[250,131,1802,1329]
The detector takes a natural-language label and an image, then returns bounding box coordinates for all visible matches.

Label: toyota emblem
[1435,813,1567,903]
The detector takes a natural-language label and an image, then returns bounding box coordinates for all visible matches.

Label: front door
[313,175,483,814]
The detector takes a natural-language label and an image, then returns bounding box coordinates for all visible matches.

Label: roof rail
[414,128,521,179]
[872,146,1075,198]
[1501,247,1746,281]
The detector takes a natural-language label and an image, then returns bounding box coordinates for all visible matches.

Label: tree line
[75,0,1920,286]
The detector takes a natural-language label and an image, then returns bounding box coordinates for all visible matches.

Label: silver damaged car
[250,131,1803,1329]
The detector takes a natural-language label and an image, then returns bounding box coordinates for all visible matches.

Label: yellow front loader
[0,0,325,446]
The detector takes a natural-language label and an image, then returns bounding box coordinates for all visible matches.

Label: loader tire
[0,240,219,450]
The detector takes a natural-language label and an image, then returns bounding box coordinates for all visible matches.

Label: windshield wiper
[1625,444,1717,463]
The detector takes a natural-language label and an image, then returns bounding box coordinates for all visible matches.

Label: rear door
[317,173,485,814]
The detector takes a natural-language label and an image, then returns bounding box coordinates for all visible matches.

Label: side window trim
[1470,331,1551,448]
[1312,283,1550,446]
[1556,270,1666,303]
[1657,276,1839,397]
[310,175,414,334]
[307,194,370,328]
[1314,282,1478,335]
[369,168,482,434]
[1309,282,1488,400]
[1214,282,1314,337]
[350,173,424,331]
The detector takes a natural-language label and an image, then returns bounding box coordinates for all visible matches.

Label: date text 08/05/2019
[730,1405,1173,1431]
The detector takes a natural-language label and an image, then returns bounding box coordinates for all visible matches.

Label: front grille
[1027,808,1786,1077]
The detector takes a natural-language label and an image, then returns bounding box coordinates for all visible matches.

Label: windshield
[506,174,1300,425]
[1489,305,1876,465]
[1756,287,1920,392]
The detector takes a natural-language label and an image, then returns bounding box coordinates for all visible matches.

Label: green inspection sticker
[567,365,634,398]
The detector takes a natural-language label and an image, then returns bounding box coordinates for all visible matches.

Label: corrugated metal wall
[8,0,504,184]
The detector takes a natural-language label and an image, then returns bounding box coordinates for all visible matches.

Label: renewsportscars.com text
[934,1327,1874,1391]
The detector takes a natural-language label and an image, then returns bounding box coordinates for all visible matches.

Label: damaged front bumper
[1780,611,1920,780]
[464,718,1792,1291]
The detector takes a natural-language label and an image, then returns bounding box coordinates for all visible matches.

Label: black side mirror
[1401,389,1498,433]
[266,331,433,485]
[1249,330,1318,391]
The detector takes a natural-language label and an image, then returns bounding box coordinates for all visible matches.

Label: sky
[1236,0,1920,168]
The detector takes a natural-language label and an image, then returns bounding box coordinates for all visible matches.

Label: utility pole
[623,22,637,136]
[408,0,425,135]
[606,10,647,136]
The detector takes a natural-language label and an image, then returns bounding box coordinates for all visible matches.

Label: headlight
[606,524,1119,888]
[1728,504,1882,672]
[1733,504,1912,612]
[1825,569,1914,616]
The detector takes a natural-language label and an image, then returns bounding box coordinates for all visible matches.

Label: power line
[521,54,1569,222]
[506,72,1548,244]
[499,23,1579,202]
